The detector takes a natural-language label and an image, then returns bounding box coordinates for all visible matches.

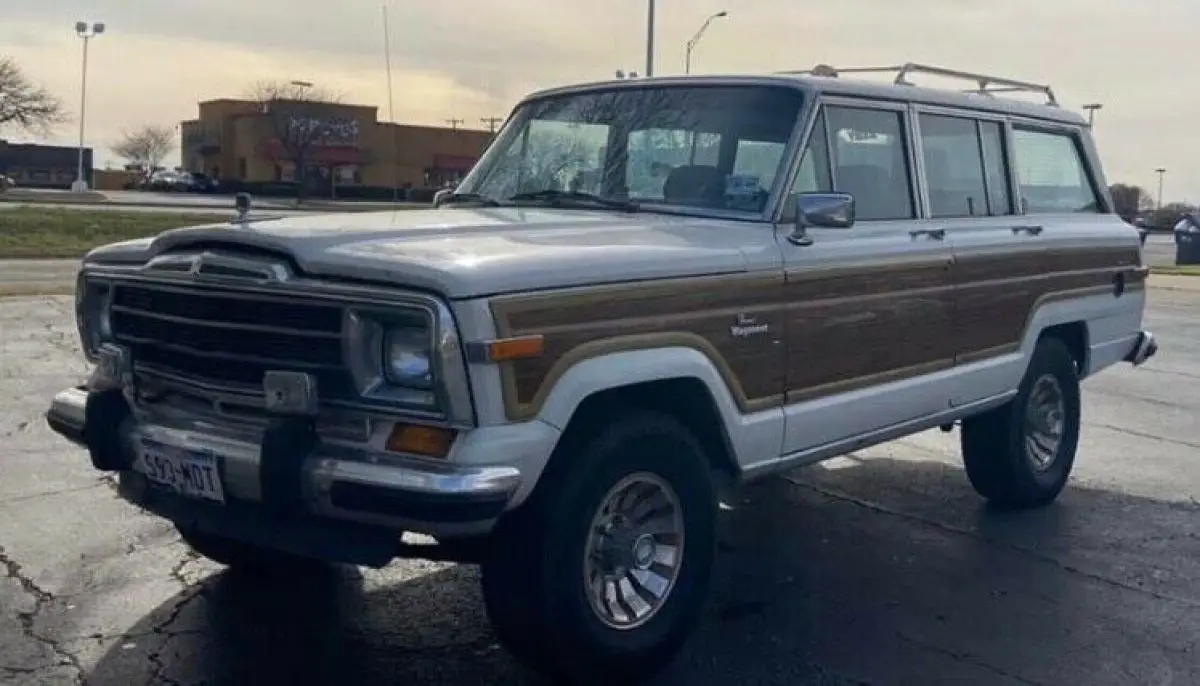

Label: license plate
[136,438,226,504]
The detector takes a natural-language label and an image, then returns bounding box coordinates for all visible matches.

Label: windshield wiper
[507,189,640,212]
[438,191,501,207]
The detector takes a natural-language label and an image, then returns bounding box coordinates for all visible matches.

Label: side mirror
[789,192,855,246]
[433,189,452,208]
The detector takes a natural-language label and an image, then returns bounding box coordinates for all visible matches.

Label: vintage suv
[47,63,1157,683]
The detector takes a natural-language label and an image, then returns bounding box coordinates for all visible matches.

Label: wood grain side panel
[953,246,1142,360]
[782,257,955,402]
[491,273,790,421]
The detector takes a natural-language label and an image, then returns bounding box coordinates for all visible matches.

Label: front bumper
[46,385,537,544]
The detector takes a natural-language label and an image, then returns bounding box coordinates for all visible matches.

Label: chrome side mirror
[789,192,855,246]
[433,188,452,208]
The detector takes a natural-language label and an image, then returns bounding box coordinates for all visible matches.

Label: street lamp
[685,10,729,74]
[1082,103,1102,127]
[71,20,105,192]
[1155,167,1167,209]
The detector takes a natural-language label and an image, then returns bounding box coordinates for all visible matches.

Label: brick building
[179,98,494,194]
[0,140,93,189]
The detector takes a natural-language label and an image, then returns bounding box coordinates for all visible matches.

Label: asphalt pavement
[0,279,1197,685]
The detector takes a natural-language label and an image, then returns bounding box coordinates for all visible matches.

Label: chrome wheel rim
[583,472,685,631]
[1024,374,1065,472]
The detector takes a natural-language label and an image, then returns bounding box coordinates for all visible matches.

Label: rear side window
[1010,128,1101,213]
[918,114,1015,218]
[919,113,989,218]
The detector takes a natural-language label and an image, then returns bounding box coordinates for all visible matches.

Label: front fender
[533,346,784,469]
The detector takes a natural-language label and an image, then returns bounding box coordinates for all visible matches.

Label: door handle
[1011,225,1044,236]
[909,228,946,241]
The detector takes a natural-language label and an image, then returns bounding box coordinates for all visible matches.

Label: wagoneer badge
[730,313,769,338]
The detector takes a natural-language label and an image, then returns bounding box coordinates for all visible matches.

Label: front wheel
[961,336,1082,508]
[480,411,718,684]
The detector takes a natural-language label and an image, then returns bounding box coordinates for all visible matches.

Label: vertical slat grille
[109,283,357,398]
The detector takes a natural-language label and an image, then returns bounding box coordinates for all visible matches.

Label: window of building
[825,106,914,221]
[1011,128,1101,213]
[919,113,989,218]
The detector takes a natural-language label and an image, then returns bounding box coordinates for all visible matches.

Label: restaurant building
[179,98,494,194]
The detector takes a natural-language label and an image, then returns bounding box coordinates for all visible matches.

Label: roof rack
[781,62,1059,107]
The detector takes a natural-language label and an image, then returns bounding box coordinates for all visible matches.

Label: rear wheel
[480,411,718,684]
[961,336,1081,508]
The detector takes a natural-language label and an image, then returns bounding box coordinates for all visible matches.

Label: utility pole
[445,118,464,131]
[481,117,503,133]
[1155,167,1166,209]
[1082,103,1102,127]
[645,0,656,77]
[382,4,399,202]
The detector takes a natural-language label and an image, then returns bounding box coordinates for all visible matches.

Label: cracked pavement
[0,284,1198,685]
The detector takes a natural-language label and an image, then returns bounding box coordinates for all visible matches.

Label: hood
[86,207,769,298]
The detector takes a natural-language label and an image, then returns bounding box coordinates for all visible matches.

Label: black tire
[480,411,718,685]
[176,527,326,574]
[961,336,1081,508]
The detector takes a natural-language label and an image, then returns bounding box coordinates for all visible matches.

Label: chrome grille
[108,282,359,401]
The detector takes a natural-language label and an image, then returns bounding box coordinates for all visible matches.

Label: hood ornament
[232,192,252,224]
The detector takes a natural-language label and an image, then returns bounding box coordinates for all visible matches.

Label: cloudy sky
[1,0,1195,201]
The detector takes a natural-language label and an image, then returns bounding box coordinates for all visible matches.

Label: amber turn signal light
[385,423,456,459]
[486,335,544,362]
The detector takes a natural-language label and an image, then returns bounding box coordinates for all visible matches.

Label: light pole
[645,0,656,77]
[1155,167,1166,209]
[71,20,105,192]
[1082,103,1102,127]
[685,10,728,74]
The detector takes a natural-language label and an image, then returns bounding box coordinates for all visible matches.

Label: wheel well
[549,378,740,484]
[1040,322,1088,376]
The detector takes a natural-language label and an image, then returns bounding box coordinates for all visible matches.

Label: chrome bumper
[1125,330,1159,366]
[45,386,522,539]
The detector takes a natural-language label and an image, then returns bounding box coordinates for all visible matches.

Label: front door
[778,100,956,456]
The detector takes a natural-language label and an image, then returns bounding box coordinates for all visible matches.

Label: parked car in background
[182,172,220,193]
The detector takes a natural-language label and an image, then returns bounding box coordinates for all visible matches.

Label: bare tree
[246,80,345,200]
[0,56,66,134]
[1108,183,1155,221]
[112,124,175,173]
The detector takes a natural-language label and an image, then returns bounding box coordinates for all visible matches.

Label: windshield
[457,84,805,215]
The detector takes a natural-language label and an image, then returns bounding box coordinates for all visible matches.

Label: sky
[0,0,1195,202]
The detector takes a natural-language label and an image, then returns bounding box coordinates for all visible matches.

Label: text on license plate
[137,439,226,503]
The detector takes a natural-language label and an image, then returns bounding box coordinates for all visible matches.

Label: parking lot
[1,278,1198,686]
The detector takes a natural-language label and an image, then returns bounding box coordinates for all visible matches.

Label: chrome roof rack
[781,62,1059,107]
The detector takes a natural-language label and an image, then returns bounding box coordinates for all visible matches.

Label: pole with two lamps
[71,20,105,192]
[685,11,728,74]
